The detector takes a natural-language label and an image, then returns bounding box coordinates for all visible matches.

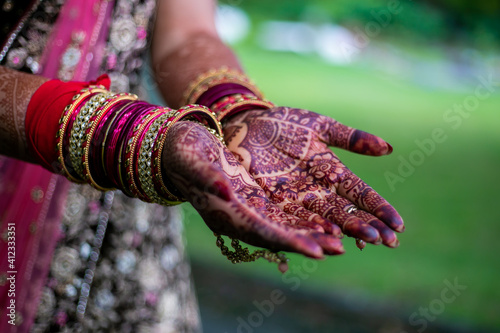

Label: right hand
[161,121,345,260]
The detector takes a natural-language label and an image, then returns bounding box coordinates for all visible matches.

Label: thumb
[320,117,392,156]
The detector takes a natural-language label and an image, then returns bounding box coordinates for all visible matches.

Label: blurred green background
[175,0,500,332]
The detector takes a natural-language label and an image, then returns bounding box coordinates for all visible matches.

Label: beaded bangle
[68,92,112,179]
[151,105,223,205]
[128,109,169,201]
[211,94,275,122]
[136,109,176,204]
[56,87,107,182]
[123,108,159,198]
[182,67,264,106]
[82,93,138,191]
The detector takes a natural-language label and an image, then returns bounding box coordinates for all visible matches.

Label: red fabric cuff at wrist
[25,74,111,171]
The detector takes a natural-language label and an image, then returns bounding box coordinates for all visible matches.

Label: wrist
[181,67,273,122]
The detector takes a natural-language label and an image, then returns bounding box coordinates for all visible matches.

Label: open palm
[162,121,344,260]
[224,107,404,248]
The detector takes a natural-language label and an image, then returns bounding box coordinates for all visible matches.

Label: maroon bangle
[197,83,255,107]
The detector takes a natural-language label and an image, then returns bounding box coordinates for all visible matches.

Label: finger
[274,224,344,255]
[338,173,405,233]
[303,194,380,244]
[280,201,343,237]
[201,193,326,259]
[319,117,392,156]
[265,204,326,233]
[309,232,345,255]
[352,210,399,248]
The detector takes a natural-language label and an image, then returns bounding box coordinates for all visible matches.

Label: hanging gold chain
[214,233,289,271]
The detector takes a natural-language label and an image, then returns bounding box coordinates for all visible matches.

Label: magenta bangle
[89,99,132,189]
[114,103,152,194]
[105,102,145,188]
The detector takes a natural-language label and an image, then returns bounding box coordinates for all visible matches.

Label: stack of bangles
[182,66,275,122]
[33,82,223,206]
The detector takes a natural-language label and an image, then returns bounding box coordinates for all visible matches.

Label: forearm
[0,65,48,163]
[152,33,242,108]
[151,0,242,108]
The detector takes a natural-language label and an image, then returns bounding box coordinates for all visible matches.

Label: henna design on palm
[161,121,344,260]
[224,107,404,249]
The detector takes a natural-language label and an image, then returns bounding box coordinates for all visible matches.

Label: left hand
[223,107,404,248]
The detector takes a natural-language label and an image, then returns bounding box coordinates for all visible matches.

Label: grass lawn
[182,46,500,330]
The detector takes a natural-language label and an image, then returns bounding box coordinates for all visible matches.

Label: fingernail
[389,239,400,248]
[374,236,383,245]
[396,224,405,233]
[385,143,393,155]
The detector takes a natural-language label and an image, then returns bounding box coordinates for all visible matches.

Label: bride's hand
[162,121,345,259]
[224,107,404,248]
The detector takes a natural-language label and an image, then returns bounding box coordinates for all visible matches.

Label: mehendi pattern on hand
[224,107,404,249]
[161,121,345,259]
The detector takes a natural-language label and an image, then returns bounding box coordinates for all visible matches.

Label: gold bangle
[69,92,112,179]
[56,87,108,182]
[125,109,162,200]
[137,110,176,205]
[82,93,138,191]
[153,105,224,205]
[214,94,275,122]
[182,66,264,105]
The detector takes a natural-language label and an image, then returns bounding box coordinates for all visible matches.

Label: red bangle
[26,74,110,171]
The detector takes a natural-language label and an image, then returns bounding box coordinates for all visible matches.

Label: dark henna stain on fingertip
[386,143,393,155]
[349,130,389,156]
[375,204,405,232]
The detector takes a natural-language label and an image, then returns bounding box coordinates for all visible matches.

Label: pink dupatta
[0,1,114,331]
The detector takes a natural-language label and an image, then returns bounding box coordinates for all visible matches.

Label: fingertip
[312,234,345,255]
[331,224,343,238]
[349,130,389,156]
[375,205,405,233]
[344,218,380,244]
[304,242,324,259]
[385,142,393,155]
[387,238,400,248]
